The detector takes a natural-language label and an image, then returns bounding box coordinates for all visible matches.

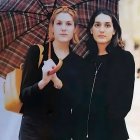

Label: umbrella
[0,0,119,78]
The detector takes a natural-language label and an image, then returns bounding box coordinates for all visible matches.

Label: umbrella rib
[70,0,94,29]
[53,0,58,9]
[21,18,49,36]
[0,1,49,16]
[71,0,93,8]
[0,10,47,22]
[0,10,47,16]
[36,0,49,15]
[2,18,49,50]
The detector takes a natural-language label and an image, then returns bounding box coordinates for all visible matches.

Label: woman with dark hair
[85,9,135,140]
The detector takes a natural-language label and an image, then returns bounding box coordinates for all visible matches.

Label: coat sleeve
[107,51,135,119]
[20,45,43,103]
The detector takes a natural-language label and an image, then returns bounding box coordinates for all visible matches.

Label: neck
[97,43,108,56]
[53,40,69,51]
[53,40,70,60]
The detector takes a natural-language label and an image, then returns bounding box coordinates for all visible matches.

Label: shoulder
[112,48,135,72]
[122,50,135,70]
[112,47,134,61]
[26,44,44,57]
[70,51,84,62]
[27,44,43,54]
[119,49,134,63]
[70,51,87,68]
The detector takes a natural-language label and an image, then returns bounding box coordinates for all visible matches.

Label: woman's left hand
[52,74,63,89]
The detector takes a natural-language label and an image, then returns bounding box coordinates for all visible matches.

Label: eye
[66,22,72,26]
[56,22,62,25]
[105,23,111,28]
[94,23,100,27]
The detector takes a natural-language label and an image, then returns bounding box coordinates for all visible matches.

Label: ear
[90,29,93,34]
[112,29,116,35]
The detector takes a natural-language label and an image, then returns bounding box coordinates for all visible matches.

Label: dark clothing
[19,44,85,140]
[84,47,135,140]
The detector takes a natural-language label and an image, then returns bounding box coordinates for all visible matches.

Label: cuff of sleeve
[31,82,43,94]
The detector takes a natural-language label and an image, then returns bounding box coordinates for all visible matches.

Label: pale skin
[90,13,116,55]
[38,12,76,90]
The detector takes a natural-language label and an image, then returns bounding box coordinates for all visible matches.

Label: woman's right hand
[38,59,56,90]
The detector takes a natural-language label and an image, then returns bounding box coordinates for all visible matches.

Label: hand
[39,59,63,90]
[42,59,56,81]
[52,74,63,89]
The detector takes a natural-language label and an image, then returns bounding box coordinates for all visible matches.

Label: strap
[37,44,44,67]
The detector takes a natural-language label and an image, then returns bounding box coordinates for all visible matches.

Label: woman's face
[53,12,75,43]
[90,13,115,47]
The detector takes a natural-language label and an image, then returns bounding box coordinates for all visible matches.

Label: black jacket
[84,47,135,140]
[20,44,86,140]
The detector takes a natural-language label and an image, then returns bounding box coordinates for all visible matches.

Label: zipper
[86,63,102,138]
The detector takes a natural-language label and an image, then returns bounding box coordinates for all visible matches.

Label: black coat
[84,47,135,140]
[19,44,86,140]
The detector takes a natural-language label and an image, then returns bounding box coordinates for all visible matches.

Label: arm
[107,51,135,119]
[20,45,53,103]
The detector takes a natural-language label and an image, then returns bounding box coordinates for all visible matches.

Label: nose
[61,23,66,31]
[99,25,105,32]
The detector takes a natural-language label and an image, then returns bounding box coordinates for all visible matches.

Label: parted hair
[48,6,79,44]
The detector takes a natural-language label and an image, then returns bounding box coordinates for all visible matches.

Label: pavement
[0,77,140,140]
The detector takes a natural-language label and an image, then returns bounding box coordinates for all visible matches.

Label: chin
[97,39,109,44]
[58,38,71,43]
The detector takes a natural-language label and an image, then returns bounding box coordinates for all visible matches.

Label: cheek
[53,26,60,36]
[107,30,114,38]
[109,28,115,35]
[92,27,98,36]
[92,29,98,40]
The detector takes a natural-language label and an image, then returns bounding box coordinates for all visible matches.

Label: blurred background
[119,0,140,140]
[0,0,140,140]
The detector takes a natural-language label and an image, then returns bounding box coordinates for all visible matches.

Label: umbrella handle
[48,59,63,75]
[48,41,63,75]
[20,63,24,70]
[48,41,51,59]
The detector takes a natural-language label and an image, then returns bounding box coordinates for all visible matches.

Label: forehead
[95,13,112,23]
[55,12,73,22]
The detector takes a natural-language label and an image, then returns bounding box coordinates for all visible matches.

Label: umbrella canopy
[0,0,119,78]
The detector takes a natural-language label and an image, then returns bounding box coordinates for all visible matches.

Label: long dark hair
[86,8,124,56]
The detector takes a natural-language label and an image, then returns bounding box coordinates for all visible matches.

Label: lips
[60,34,67,35]
[98,35,106,38]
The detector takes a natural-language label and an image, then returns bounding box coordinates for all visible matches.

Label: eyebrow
[94,21,112,24]
[56,20,73,22]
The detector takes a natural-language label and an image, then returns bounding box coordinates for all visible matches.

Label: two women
[19,6,85,140]
[19,6,135,140]
[85,9,135,140]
